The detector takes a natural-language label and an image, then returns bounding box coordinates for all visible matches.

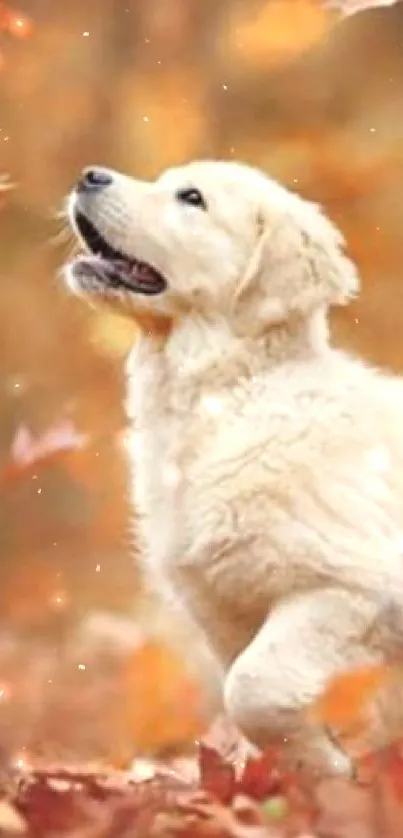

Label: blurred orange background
[0,0,403,767]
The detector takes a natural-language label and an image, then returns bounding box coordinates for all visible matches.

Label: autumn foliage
[1,0,403,835]
[2,728,403,837]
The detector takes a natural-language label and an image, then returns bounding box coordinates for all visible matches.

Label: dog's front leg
[224,587,385,777]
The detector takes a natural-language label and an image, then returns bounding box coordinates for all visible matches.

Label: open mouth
[73,211,167,296]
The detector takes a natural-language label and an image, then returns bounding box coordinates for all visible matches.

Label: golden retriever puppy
[64,160,403,776]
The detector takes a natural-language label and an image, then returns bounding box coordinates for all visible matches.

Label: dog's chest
[127,346,274,570]
[129,415,269,663]
[127,354,275,655]
[126,348,209,563]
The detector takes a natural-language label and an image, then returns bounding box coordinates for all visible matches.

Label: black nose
[77,167,113,193]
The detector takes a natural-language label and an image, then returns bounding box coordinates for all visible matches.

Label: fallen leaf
[315,778,375,838]
[198,743,236,804]
[238,751,283,801]
[200,715,254,769]
[382,747,403,800]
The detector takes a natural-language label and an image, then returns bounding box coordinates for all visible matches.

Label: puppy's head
[65,160,359,337]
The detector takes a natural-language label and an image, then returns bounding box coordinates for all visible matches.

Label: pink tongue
[129,262,155,282]
[105,257,166,294]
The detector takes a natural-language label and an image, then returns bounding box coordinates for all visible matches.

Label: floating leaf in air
[309,663,392,734]
[324,0,400,17]
[3,421,88,483]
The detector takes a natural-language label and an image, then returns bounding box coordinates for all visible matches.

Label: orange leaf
[124,641,204,754]
[309,664,392,732]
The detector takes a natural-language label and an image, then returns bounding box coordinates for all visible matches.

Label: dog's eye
[175,187,207,211]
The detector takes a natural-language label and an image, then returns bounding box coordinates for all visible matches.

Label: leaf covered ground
[1,724,403,838]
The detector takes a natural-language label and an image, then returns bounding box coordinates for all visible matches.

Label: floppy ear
[234,193,360,334]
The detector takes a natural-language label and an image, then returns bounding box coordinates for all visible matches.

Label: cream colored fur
[65,160,403,776]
